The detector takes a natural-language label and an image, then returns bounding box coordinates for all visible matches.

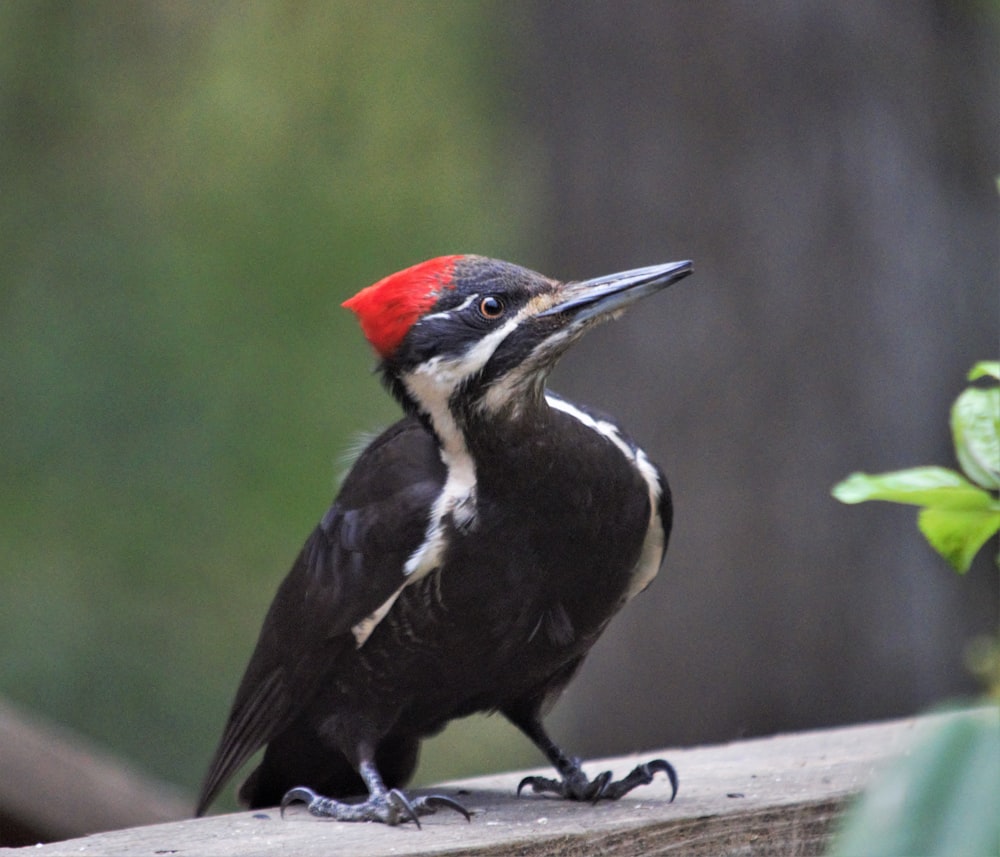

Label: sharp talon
[517,776,539,796]
[517,775,564,797]
[516,757,679,804]
[422,795,472,821]
[387,789,421,828]
[280,786,317,818]
[645,759,679,802]
[589,770,613,803]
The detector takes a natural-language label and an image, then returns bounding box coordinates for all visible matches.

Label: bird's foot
[517,758,678,803]
[280,785,470,827]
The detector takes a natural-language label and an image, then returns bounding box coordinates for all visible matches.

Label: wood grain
[3,711,963,856]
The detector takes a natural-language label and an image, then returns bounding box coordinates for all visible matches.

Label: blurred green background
[2,0,997,829]
[1,0,538,804]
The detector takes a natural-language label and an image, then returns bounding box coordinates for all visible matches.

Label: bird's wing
[196,416,445,814]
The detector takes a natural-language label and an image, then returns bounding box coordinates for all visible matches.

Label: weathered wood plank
[0,712,956,856]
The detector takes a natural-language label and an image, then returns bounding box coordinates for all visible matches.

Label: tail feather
[237,731,422,809]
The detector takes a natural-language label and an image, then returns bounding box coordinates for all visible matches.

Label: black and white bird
[196,255,693,825]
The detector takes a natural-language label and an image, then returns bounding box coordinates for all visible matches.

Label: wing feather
[195,416,445,814]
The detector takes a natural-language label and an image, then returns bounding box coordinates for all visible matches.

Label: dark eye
[479,296,505,319]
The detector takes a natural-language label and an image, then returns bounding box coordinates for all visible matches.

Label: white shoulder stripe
[544,394,635,460]
[545,393,665,600]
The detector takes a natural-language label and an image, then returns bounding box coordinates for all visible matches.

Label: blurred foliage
[0,0,539,800]
[829,707,999,857]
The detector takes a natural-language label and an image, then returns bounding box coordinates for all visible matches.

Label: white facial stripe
[353,312,530,647]
[420,293,479,324]
[401,311,522,515]
[404,314,522,405]
[473,292,580,418]
[478,329,573,417]
[545,393,666,600]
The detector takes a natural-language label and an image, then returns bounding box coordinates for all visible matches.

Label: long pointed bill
[539,260,693,322]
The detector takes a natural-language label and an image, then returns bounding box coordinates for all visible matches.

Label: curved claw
[419,794,472,821]
[278,783,470,827]
[646,759,679,803]
[386,788,421,828]
[598,758,679,802]
[517,757,679,804]
[517,775,559,797]
[587,770,613,803]
[280,786,318,818]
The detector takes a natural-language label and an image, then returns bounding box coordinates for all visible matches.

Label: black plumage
[197,256,691,824]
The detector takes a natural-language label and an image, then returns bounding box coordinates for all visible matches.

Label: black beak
[539,260,693,321]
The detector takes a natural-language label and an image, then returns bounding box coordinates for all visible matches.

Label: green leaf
[917,506,1000,573]
[832,467,996,510]
[830,708,1000,857]
[967,361,999,382]
[951,386,1000,490]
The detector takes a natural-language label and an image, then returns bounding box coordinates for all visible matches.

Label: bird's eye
[479,296,505,319]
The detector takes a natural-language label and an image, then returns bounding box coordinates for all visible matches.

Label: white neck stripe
[544,393,665,600]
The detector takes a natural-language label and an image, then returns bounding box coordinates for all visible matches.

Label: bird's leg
[511,714,678,803]
[280,758,470,827]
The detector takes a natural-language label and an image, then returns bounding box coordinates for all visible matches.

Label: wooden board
[0,712,955,856]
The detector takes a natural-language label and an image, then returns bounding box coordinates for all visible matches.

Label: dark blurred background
[1,0,997,825]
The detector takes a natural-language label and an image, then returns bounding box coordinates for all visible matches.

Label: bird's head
[343,255,692,424]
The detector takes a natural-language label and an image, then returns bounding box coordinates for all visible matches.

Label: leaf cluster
[832,362,1000,573]
[828,363,999,857]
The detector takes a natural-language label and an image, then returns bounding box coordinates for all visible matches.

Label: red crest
[343,256,463,358]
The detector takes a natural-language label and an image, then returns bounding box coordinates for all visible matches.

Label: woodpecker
[196,255,693,825]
